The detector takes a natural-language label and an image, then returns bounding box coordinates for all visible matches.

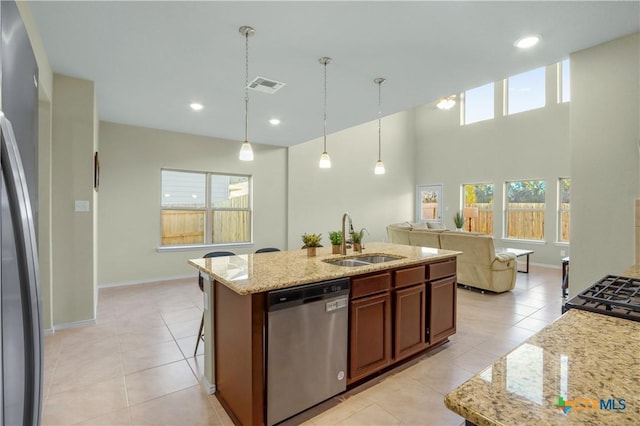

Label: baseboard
[43,328,55,336]
[53,318,96,331]
[98,274,194,289]
[200,374,216,394]
[526,261,561,270]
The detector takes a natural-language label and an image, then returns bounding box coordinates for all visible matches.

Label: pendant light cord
[244,30,249,143]
[323,60,327,152]
[378,80,382,161]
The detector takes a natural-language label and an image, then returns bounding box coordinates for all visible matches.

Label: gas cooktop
[563,275,640,322]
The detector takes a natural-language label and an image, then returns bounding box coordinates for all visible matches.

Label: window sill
[499,238,547,246]
[156,242,254,253]
[554,241,570,247]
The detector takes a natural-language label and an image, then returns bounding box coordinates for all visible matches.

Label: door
[348,293,391,383]
[428,276,457,345]
[416,184,443,223]
[394,284,426,360]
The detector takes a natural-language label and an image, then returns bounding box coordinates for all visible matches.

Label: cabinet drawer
[351,273,391,299]
[427,259,456,281]
[394,265,425,288]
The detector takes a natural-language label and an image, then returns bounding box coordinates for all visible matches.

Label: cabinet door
[428,276,457,345]
[349,293,391,383]
[394,284,426,360]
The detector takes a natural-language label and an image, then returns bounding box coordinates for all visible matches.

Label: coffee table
[495,248,534,273]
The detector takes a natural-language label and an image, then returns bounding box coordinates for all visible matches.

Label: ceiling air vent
[247,76,286,94]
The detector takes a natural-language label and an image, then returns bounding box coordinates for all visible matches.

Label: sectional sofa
[387,223,517,293]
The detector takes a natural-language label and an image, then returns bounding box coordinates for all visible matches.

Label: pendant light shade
[239,25,255,161]
[239,140,254,161]
[374,77,386,175]
[319,57,332,169]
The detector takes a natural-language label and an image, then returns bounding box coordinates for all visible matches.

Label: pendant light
[318,57,332,169]
[374,77,386,175]
[238,26,255,161]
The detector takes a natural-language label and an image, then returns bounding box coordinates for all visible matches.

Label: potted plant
[351,228,369,252]
[453,211,464,231]
[329,231,342,254]
[301,233,322,257]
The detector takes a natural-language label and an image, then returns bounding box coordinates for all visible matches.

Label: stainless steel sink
[354,255,403,264]
[323,254,405,267]
[326,259,372,267]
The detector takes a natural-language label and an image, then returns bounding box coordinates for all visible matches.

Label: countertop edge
[191,243,462,295]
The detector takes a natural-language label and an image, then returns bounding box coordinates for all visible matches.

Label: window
[417,184,443,222]
[161,170,251,246]
[560,59,570,103]
[463,183,494,235]
[558,178,570,242]
[463,82,494,124]
[505,180,545,240]
[507,66,546,115]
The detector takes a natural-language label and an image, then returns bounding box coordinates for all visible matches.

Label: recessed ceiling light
[514,35,541,49]
[269,118,281,125]
[190,103,204,111]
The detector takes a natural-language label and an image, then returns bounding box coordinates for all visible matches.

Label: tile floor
[43,264,564,425]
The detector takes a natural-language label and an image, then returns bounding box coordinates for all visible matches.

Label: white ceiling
[29,1,640,147]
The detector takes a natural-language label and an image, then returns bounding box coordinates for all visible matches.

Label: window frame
[557,59,570,103]
[503,179,546,242]
[159,169,253,250]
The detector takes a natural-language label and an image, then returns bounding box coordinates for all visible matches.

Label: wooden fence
[161,195,250,245]
[560,204,570,242]
[505,203,545,240]
[466,202,570,241]
[464,203,493,235]
[161,210,205,245]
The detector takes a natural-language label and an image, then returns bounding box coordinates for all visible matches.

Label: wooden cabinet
[348,260,456,384]
[349,292,392,383]
[393,283,426,360]
[427,273,457,345]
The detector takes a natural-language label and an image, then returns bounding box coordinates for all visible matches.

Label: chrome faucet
[341,212,352,255]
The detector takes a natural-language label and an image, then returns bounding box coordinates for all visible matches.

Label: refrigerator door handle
[0,113,43,426]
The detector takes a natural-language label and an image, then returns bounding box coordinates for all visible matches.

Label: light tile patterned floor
[43,265,564,425]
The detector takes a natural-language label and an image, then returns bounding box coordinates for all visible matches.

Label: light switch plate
[74,200,90,212]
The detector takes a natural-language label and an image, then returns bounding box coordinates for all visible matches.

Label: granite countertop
[188,242,461,295]
[445,309,639,425]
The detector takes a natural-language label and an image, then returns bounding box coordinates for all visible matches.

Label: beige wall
[51,74,98,325]
[287,110,416,249]
[569,33,640,296]
[98,122,288,286]
[414,63,570,266]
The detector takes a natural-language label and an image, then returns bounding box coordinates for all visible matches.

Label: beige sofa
[387,223,517,293]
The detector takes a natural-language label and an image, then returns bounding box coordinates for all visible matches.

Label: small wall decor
[94,152,100,191]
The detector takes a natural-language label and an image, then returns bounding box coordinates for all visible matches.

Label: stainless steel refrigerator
[0,1,43,425]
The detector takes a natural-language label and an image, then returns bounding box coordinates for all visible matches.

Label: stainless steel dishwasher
[266,278,350,426]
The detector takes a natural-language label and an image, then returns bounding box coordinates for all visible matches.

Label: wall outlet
[560,250,566,256]
[74,200,90,212]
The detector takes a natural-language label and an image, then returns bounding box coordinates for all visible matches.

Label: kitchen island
[189,242,461,425]
[445,266,640,425]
